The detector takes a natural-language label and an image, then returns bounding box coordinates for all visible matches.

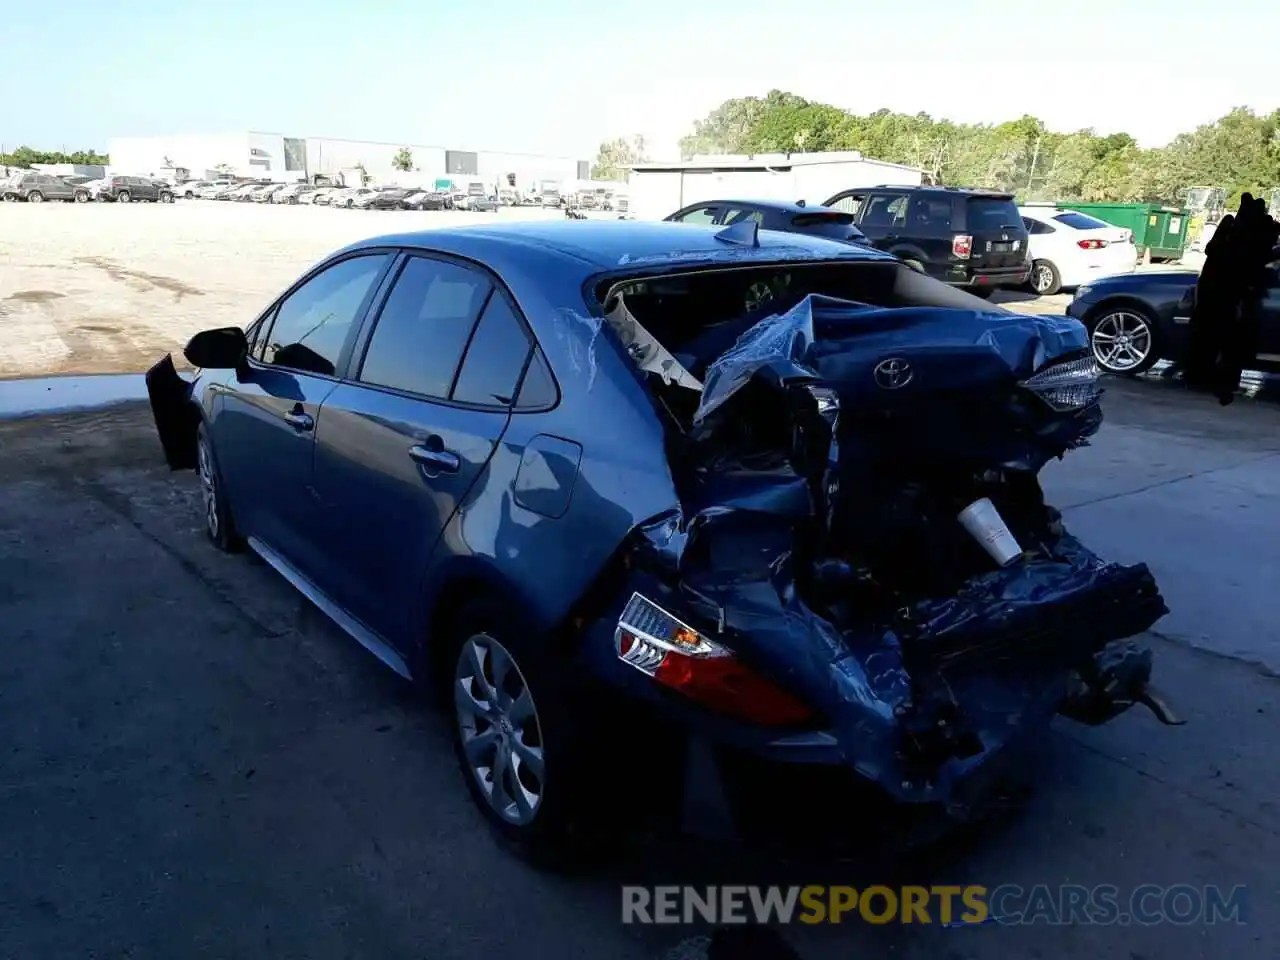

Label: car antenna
[714,219,760,247]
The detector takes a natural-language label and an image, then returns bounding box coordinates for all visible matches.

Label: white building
[625,151,924,222]
[106,131,589,190]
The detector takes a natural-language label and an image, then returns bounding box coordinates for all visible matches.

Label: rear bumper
[579,551,1166,812]
[957,266,1032,288]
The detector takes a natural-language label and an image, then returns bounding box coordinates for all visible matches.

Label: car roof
[865,184,1013,199]
[340,219,896,271]
[682,198,845,215]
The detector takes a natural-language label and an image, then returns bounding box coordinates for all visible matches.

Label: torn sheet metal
[622,293,1168,807]
[605,298,703,390]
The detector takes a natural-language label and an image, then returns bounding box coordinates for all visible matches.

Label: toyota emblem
[873,357,914,390]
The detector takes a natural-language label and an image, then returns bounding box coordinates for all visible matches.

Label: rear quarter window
[1053,211,1111,230]
[452,294,533,407]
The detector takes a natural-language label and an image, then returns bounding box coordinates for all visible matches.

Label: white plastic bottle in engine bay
[957,497,1023,566]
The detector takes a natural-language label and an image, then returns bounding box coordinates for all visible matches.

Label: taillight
[1020,354,1103,411]
[615,593,816,727]
[1078,238,1110,250]
[952,234,973,259]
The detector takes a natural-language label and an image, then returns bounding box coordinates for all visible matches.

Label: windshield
[1053,211,1111,230]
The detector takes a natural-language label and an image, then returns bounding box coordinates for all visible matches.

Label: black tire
[1029,259,1062,296]
[160,192,173,204]
[117,190,131,203]
[1085,303,1160,376]
[75,191,89,203]
[184,191,195,200]
[442,599,613,868]
[27,191,44,203]
[196,423,244,552]
[969,287,996,299]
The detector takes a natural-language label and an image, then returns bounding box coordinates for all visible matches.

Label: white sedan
[1019,206,1138,296]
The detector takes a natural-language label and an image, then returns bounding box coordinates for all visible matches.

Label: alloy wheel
[454,633,545,826]
[197,437,219,539]
[1091,310,1152,373]
[1032,263,1055,294]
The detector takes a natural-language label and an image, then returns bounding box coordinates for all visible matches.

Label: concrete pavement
[0,378,1276,960]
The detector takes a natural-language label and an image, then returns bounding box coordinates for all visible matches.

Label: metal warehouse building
[625,151,924,222]
[105,131,589,189]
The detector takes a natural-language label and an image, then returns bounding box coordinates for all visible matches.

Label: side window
[908,196,953,231]
[674,206,719,225]
[245,310,272,357]
[261,253,390,375]
[453,294,532,406]
[829,193,865,216]
[721,207,765,226]
[861,193,909,229]
[358,255,493,398]
[1023,218,1054,235]
[516,349,557,410]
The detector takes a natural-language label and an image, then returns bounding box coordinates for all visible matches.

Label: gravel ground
[0,201,565,379]
[0,200,1196,380]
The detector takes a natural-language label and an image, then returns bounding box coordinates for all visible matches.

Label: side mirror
[184,326,248,369]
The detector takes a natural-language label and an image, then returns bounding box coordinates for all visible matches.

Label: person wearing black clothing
[1184,192,1280,404]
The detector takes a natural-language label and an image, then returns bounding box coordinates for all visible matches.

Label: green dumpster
[1054,202,1190,262]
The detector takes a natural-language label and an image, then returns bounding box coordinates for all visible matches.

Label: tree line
[1,146,110,168]
[593,90,1280,209]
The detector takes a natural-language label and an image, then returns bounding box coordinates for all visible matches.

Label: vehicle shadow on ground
[990,288,1040,305]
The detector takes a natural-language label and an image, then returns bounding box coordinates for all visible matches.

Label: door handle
[409,441,461,475]
[283,409,314,432]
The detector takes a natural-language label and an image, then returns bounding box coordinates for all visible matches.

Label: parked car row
[659,184,1265,381]
[665,185,1143,301]
[1,172,175,203]
[177,179,505,212]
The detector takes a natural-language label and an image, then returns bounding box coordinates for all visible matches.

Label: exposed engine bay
[599,261,1177,810]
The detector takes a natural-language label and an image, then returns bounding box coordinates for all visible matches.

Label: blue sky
[4,0,1275,160]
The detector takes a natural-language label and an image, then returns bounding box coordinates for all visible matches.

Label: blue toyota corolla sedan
[147,219,1170,861]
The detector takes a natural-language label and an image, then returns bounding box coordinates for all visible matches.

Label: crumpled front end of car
[583,293,1175,821]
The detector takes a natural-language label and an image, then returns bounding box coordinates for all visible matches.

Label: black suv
[822,185,1030,296]
[98,175,174,204]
